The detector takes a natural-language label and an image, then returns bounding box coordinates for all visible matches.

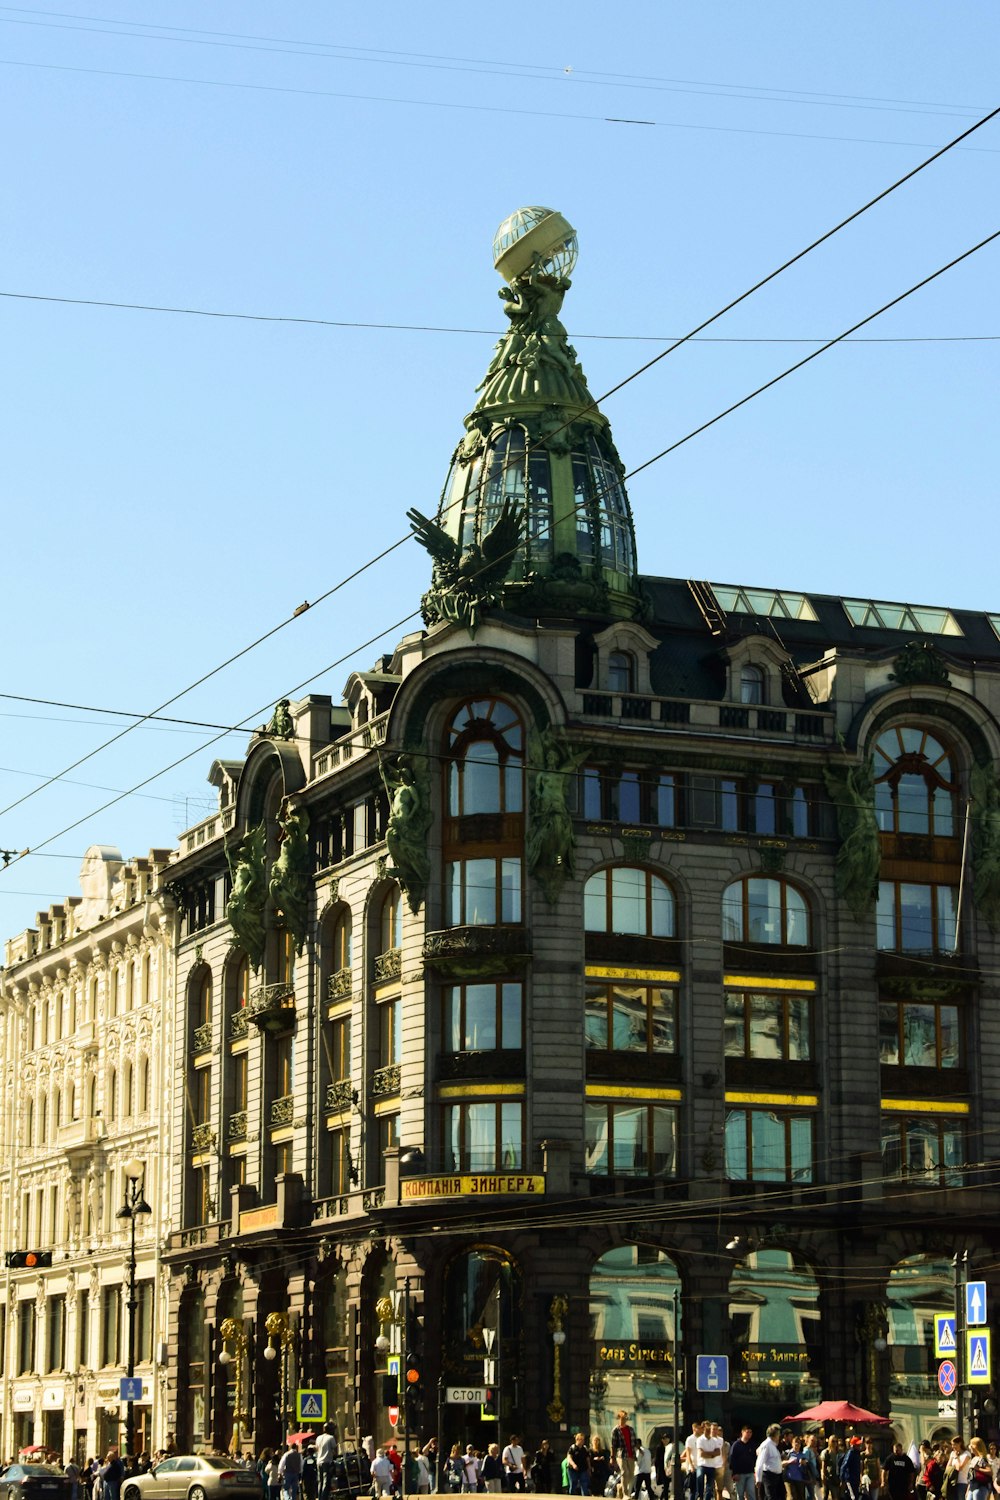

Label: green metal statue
[407,496,523,636]
[380,753,433,911]
[971,762,1000,931]
[225,821,268,972]
[268,802,311,954]
[823,752,881,920]
[527,728,588,903]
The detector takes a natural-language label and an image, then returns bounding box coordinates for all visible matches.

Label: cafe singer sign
[597,1341,674,1367]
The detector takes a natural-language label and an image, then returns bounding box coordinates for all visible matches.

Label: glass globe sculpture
[492,205,578,284]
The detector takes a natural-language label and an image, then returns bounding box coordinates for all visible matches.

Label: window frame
[724,1107,814,1183]
[443,1099,524,1173]
[584,979,677,1055]
[584,866,676,939]
[724,987,812,1062]
[584,1101,677,1178]
[722,876,810,948]
[443,980,524,1053]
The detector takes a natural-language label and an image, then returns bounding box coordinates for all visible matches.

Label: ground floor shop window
[887,1254,955,1448]
[589,1244,680,1444]
[728,1248,821,1427]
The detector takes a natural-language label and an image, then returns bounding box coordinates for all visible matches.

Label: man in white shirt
[754,1426,785,1500]
[316,1427,339,1500]
[697,1425,724,1500]
[503,1437,526,1493]
[684,1424,705,1500]
[371,1450,394,1500]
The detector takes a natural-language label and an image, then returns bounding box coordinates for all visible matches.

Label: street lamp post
[117,1158,152,1465]
[264,1311,296,1442]
[220,1319,251,1455]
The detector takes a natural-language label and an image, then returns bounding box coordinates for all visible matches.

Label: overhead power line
[0,6,987,121]
[2,54,998,154]
[2,287,998,344]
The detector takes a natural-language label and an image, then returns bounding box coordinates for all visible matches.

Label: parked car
[1,1465,74,1500]
[122,1458,262,1500]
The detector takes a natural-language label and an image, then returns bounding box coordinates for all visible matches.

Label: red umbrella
[285,1432,319,1445]
[783,1401,890,1425]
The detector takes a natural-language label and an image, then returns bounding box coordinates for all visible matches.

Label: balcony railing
[227,1110,248,1142]
[575,690,832,741]
[229,1009,249,1042]
[192,1022,212,1052]
[248,983,296,1032]
[373,949,401,984]
[313,710,390,777]
[190,1122,215,1152]
[325,1080,354,1113]
[269,1094,294,1127]
[371,1064,401,1097]
[327,968,353,1002]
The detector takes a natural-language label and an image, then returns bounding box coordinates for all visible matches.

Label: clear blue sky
[2,0,998,937]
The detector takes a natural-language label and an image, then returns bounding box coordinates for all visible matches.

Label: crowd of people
[7,1423,1000,1500]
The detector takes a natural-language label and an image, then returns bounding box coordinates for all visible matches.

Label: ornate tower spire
[409,207,644,633]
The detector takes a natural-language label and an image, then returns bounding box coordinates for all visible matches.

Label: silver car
[123,1458,262,1500]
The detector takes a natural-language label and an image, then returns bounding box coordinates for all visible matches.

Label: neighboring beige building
[0,845,174,1461]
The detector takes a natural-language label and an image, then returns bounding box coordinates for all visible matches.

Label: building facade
[0,845,174,1461]
[89,209,1000,1453]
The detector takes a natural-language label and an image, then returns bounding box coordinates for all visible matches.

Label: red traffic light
[405,1368,420,1385]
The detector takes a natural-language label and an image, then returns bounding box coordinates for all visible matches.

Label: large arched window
[722,876,809,946]
[444,699,525,927]
[874,726,956,837]
[584,866,675,937]
[589,1246,680,1442]
[728,1249,821,1419]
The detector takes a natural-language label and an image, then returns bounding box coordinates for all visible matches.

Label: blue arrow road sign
[967,1282,987,1327]
[119,1377,143,1402]
[696,1355,729,1392]
[935,1315,957,1356]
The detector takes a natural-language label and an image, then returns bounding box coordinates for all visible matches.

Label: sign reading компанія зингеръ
[400,1174,545,1201]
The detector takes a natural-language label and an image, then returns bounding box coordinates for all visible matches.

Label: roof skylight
[842,598,963,636]
[711,584,818,622]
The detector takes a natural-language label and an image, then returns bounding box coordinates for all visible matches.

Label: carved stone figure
[971,762,1000,931]
[889,640,951,687]
[380,755,432,912]
[823,753,881,920]
[408,496,523,636]
[527,729,588,903]
[268,803,311,955]
[225,822,268,972]
[266,698,295,739]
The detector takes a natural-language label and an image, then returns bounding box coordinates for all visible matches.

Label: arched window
[607,651,635,695]
[234,954,250,1011]
[379,888,402,955]
[728,1249,821,1414]
[722,876,809,946]
[874,726,956,837]
[589,1247,680,1436]
[740,664,765,705]
[444,698,525,928]
[584,866,675,937]
[447,698,524,817]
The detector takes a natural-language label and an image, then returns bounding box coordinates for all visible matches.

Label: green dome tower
[408,207,644,634]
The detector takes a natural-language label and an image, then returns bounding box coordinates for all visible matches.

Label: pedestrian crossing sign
[297,1388,327,1421]
[967,1331,991,1387]
[934,1315,957,1357]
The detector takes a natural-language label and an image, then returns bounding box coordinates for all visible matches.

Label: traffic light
[481,1387,498,1421]
[404,1351,422,1408]
[5,1251,52,1269]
